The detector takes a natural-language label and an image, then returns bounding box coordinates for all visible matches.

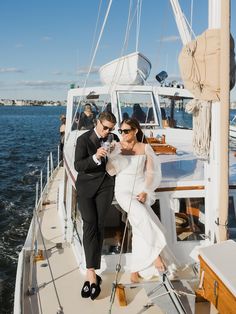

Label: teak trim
[156,185,205,192]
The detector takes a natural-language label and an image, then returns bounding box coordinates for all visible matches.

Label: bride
[106,118,168,283]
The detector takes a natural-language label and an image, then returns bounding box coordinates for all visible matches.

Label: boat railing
[19,146,62,308]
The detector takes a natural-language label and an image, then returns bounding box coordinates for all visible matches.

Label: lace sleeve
[143,144,162,204]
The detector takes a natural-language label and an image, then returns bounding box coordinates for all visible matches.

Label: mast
[169,0,191,45]
[218,0,230,241]
[208,0,230,242]
[171,0,231,243]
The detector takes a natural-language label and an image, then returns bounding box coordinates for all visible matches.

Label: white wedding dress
[107,143,168,278]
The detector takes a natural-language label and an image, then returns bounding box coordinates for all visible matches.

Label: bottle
[101,134,114,153]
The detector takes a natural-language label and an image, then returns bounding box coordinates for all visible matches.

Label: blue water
[0,105,235,314]
[0,106,65,314]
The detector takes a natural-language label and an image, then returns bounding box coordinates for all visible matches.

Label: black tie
[99,138,104,145]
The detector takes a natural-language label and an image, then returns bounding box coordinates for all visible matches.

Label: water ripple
[0,106,65,313]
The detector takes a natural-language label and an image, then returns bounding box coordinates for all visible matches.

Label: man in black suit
[74,111,118,300]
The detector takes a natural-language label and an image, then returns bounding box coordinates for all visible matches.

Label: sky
[0,0,235,101]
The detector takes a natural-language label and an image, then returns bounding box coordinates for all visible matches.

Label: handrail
[24,145,62,308]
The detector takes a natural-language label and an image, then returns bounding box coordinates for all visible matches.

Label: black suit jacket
[74,129,119,197]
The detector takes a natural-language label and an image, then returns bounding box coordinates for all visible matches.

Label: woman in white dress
[106,118,167,283]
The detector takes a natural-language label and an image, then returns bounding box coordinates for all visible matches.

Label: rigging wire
[183,13,196,39]
[70,0,113,143]
[153,1,168,78]
[135,0,142,52]
[34,203,64,313]
[102,0,138,108]
[88,0,103,63]
[108,130,148,313]
[105,0,134,92]
[84,0,113,87]
[72,0,142,127]
[106,0,144,99]
[26,155,65,313]
[190,0,193,31]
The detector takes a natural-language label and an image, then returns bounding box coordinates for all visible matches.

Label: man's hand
[96,147,108,160]
[136,192,147,203]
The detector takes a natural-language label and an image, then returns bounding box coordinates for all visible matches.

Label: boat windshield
[117,91,160,127]
[159,95,193,129]
[71,94,111,130]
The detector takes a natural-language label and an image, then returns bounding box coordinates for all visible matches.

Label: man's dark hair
[98,111,116,124]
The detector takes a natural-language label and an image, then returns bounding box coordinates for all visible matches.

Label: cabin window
[71,95,111,130]
[117,91,160,126]
[159,95,192,129]
[228,196,236,240]
[174,197,205,241]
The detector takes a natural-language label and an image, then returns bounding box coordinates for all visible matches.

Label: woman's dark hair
[120,118,147,143]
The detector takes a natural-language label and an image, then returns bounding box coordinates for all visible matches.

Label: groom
[74,111,118,300]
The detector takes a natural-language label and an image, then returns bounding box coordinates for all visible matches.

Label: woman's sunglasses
[118,128,133,134]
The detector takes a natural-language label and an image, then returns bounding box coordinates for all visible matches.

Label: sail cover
[179,29,235,101]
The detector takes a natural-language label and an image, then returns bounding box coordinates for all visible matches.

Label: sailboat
[14,0,236,313]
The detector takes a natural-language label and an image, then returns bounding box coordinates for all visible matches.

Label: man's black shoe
[81,281,91,298]
[90,275,102,300]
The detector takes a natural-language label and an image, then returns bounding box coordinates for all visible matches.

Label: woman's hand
[136,192,147,203]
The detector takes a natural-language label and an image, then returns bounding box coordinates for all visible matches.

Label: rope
[185,99,211,160]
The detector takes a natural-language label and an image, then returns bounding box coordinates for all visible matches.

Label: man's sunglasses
[118,128,133,134]
[100,120,114,132]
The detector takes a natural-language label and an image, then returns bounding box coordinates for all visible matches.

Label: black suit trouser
[77,181,114,269]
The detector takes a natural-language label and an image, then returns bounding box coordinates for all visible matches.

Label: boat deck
[23,167,217,314]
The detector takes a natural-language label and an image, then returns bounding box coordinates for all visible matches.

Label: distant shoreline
[0,100,66,107]
[0,104,66,107]
[1,101,236,108]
